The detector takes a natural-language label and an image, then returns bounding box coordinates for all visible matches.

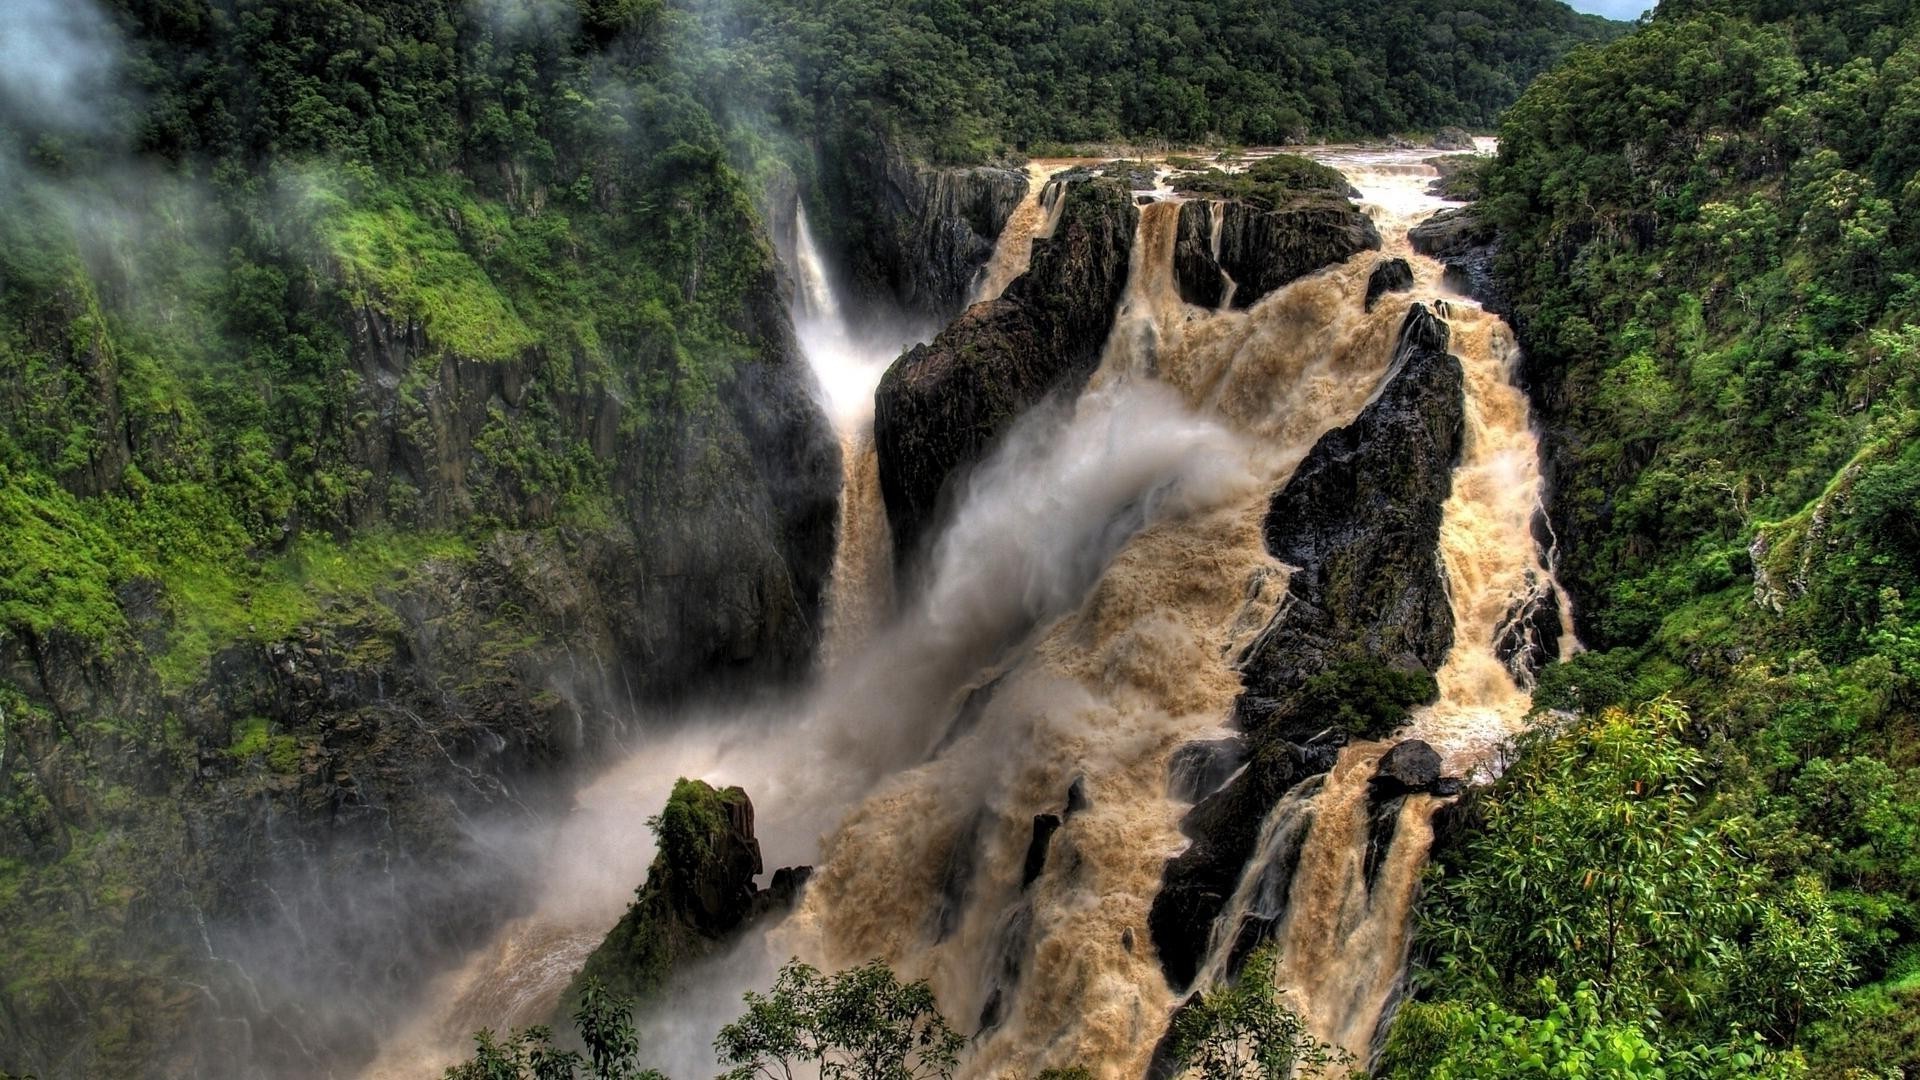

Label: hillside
[1380,1,1920,1075]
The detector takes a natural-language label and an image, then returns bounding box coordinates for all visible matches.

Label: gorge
[356,143,1575,1079]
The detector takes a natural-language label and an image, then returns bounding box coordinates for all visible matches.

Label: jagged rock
[1365,258,1415,311]
[1493,570,1564,685]
[1431,126,1476,151]
[1149,305,1465,992]
[816,135,1027,320]
[1238,305,1465,707]
[564,783,805,1015]
[1022,813,1063,887]
[931,809,989,942]
[1433,777,1464,798]
[1065,776,1091,817]
[874,178,1138,563]
[1409,207,1496,258]
[1372,740,1443,797]
[1167,737,1250,803]
[1363,793,1407,894]
[1173,198,1381,310]
[1410,206,1507,312]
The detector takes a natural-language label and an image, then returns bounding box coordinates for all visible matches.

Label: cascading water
[365,145,1575,1080]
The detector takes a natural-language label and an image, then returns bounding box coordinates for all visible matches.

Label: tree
[1166,947,1348,1080]
[714,958,965,1080]
[1400,981,1806,1080]
[444,977,665,1080]
[1419,698,1761,1019]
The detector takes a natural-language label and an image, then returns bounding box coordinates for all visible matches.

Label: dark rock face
[1239,305,1466,711]
[874,178,1138,562]
[1148,305,1466,991]
[1371,740,1443,796]
[567,783,808,1012]
[816,134,1028,320]
[1494,570,1564,685]
[1410,206,1505,312]
[1022,813,1063,887]
[1366,258,1415,311]
[0,222,841,1075]
[1168,737,1250,803]
[1174,198,1381,310]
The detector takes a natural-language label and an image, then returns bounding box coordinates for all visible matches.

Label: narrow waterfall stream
[362,145,1574,1080]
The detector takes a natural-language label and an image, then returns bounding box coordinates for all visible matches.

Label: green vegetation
[677,0,1623,160]
[1165,947,1348,1080]
[715,958,965,1080]
[1390,5,1920,1061]
[444,978,665,1080]
[1173,154,1358,211]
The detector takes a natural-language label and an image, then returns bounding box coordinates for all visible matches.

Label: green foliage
[1172,154,1356,211]
[1166,947,1347,1080]
[677,0,1622,158]
[1294,657,1439,740]
[1382,981,1807,1080]
[443,978,666,1080]
[714,958,964,1080]
[1420,700,1756,1014]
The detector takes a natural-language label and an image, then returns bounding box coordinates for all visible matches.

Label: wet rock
[1410,206,1507,312]
[1168,737,1250,803]
[1365,257,1415,311]
[1410,207,1496,259]
[1371,740,1442,797]
[1174,197,1381,310]
[931,809,989,943]
[1363,793,1407,894]
[815,135,1028,320]
[1022,813,1063,888]
[1149,306,1465,992]
[874,178,1138,563]
[1431,126,1476,151]
[1065,775,1091,817]
[1433,777,1464,798]
[1493,570,1564,686]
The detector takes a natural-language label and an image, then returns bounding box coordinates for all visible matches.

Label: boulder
[1371,740,1442,797]
[1365,258,1415,311]
[1431,126,1476,151]
[562,783,807,1014]
[874,178,1138,563]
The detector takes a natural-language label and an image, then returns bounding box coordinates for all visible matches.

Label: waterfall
[969,162,1073,306]
[362,146,1575,1080]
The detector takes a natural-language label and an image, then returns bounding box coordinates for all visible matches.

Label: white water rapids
[362,143,1573,1079]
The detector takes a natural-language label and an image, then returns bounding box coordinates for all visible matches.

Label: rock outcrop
[1365,258,1415,311]
[1173,198,1382,310]
[1410,206,1505,312]
[563,782,808,1013]
[1148,305,1466,990]
[873,177,1138,563]
[816,134,1028,320]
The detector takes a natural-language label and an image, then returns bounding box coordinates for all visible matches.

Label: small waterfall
[970,162,1072,306]
[792,203,842,326]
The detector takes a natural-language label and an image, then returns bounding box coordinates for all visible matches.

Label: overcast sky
[1569,0,1654,18]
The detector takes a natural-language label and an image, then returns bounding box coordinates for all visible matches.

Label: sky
[1569,0,1655,18]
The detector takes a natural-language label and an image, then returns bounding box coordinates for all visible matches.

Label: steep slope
[0,4,838,1076]
[1388,1,1920,1074]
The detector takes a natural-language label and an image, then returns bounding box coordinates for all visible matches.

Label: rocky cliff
[1148,304,1465,990]
[814,133,1028,321]
[1173,198,1383,310]
[872,177,1139,564]
[0,213,839,1078]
